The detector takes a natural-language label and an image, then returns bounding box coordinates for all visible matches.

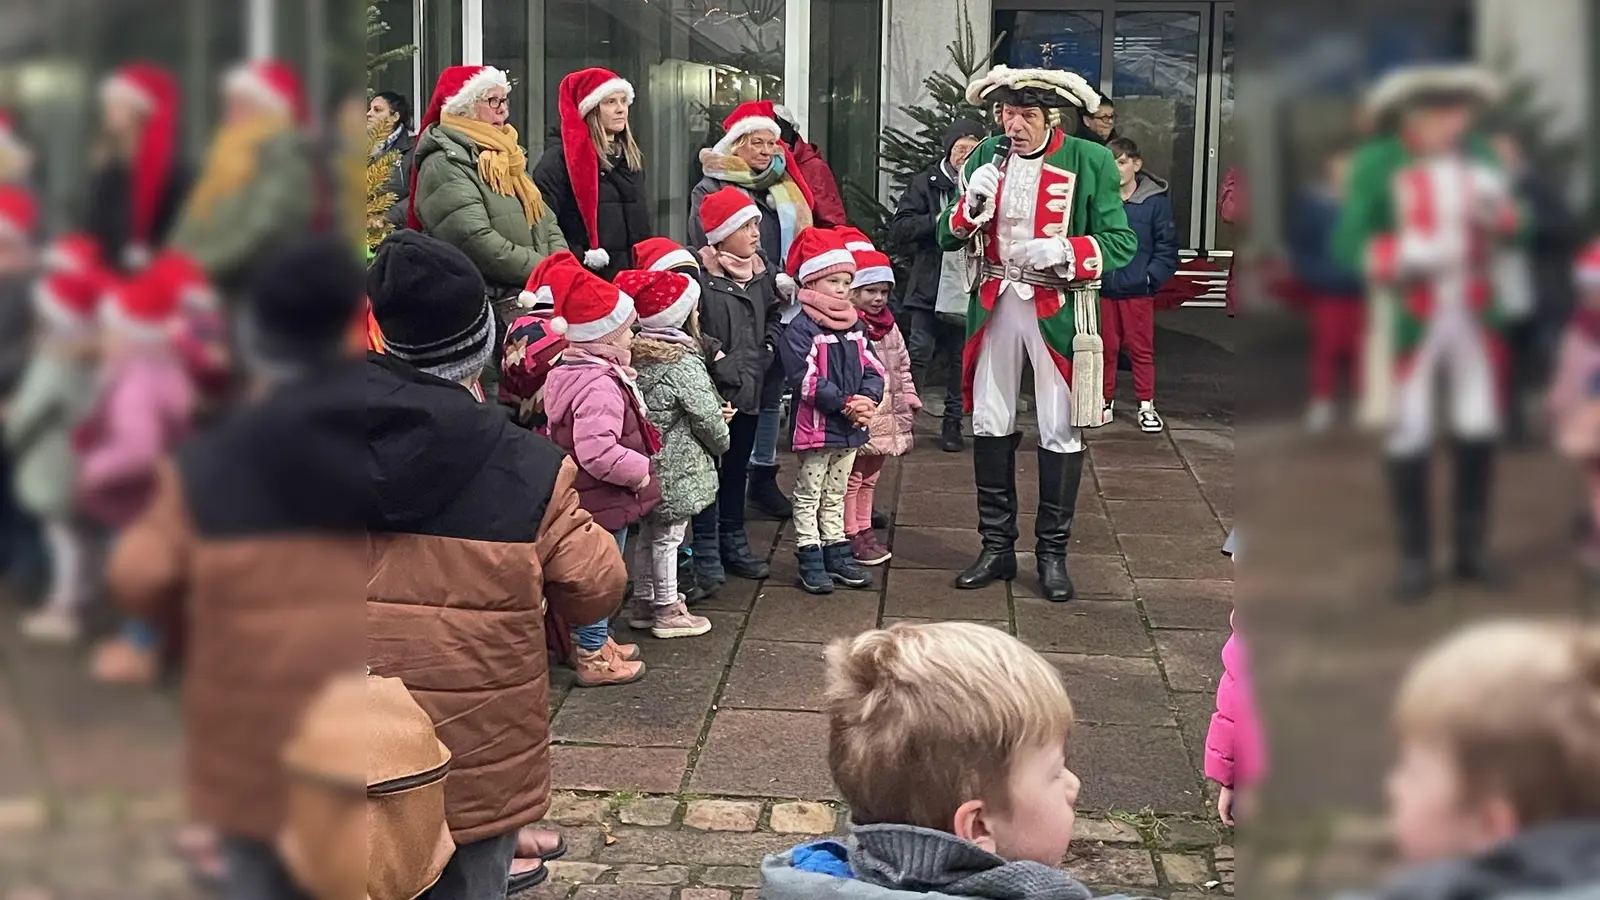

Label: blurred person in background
[106,235,365,900]
[0,187,47,603]
[1206,529,1263,828]
[11,235,106,643]
[80,260,197,685]
[534,68,652,281]
[773,104,848,228]
[1333,65,1517,603]
[1365,620,1600,899]
[366,230,628,897]
[0,111,34,185]
[1289,142,1365,434]
[410,65,567,333]
[88,63,193,272]
[890,119,987,453]
[167,60,317,304]
[1079,96,1118,146]
[368,90,415,231]
[1486,124,1582,447]
[1547,241,1600,579]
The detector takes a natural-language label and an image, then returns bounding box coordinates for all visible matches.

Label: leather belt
[977,260,1081,291]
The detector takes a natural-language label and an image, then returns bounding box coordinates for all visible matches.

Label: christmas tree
[365,3,417,253]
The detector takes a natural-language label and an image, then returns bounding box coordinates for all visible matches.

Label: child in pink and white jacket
[1549,240,1600,575]
[837,229,919,567]
[1206,528,1264,827]
[541,251,662,689]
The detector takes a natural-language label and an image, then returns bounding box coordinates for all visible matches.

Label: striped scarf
[700,148,813,262]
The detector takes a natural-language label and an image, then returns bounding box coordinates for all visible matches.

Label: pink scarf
[698,245,764,284]
[799,288,858,330]
[566,341,634,377]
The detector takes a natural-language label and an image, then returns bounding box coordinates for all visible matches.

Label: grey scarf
[849,825,1096,900]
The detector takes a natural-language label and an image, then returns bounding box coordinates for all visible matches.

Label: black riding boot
[1452,440,1510,587]
[1388,455,1433,602]
[956,434,1021,589]
[1035,447,1085,602]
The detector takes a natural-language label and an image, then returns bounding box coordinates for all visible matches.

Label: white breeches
[972,285,1084,454]
[1386,310,1499,457]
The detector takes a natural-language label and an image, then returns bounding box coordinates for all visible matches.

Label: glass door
[1203,3,1233,252]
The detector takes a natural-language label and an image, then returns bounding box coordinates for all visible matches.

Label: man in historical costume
[1332,63,1520,602]
[937,66,1137,601]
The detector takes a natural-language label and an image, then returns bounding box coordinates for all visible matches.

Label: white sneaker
[20,607,80,644]
[1305,399,1335,435]
[1102,400,1115,426]
[1137,405,1164,433]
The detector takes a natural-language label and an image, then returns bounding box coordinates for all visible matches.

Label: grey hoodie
[760,824,1151,900]
[1341,821,1600,900]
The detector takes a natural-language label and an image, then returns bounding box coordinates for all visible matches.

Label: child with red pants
[1290,143,1365,433]
[838,234,919,565]
[1100,138,1178,433]
[1549,240,1600,577]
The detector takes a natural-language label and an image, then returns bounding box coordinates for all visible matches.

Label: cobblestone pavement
[0,315,1584,899]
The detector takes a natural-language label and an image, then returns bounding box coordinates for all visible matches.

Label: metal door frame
[1198,1,1232,254]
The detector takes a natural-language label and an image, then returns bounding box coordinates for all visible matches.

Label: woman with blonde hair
[534,67,651,282]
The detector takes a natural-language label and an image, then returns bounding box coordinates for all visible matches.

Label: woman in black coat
[88,64,193,271]
[368,91,417,229]
[533,68,652,282]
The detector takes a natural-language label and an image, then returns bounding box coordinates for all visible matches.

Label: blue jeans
[122,618,161,649]
[572,528,626,651]
[751,402,781,468]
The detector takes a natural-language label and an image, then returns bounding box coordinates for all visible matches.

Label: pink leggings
[844,454,886,536]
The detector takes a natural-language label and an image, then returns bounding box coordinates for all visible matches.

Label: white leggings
[631,519,688,609]
[1386,312,1499,457]
[43,520,90,613]
[971,285,1085,453]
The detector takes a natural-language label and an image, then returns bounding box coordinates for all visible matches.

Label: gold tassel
[1070,286,1106,428]
[1357,285,1396,432]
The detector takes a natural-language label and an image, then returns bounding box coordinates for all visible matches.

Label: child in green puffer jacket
[616,268,730,640]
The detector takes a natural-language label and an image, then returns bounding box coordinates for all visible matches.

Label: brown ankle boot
[573,646,645,687]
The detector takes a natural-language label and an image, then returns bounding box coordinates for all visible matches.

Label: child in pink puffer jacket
[1206,528,1264,826]
[1549,240,1600,575]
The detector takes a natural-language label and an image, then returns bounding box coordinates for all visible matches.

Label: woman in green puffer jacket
[408,65,567,326]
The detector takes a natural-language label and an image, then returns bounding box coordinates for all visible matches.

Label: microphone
[973,136,1011,207]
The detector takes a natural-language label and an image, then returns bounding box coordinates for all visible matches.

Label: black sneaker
[940,418,964,452]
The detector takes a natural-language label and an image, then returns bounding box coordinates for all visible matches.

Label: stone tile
[611,611,743,670]
[1162,853,1213,886]
[1136,579,1234,631]
[1045,654,1174,725]
[572,888,672,900]
[683,891,735,900]
[545,861,611,883]
[1202,482,1234,521]
[1015,600,1151,656]
[746,518,783,554]
[1095,468,1206,503]
[1159,818,1224,849]
[617,798,679,827]
[1012,553,1134,600]
[1070,724,1206,814]
[745,587,879,645]
[1072,817,1144,844]
[1088,438,1186,469]
[1063,844,1159,887]
[882,569,1008,620]
[689,710,837,799]
[881,617,1014,631]
[615,864,690,884]
[1071,513,1122,556]
[550,662,721,748]
[550,746,690,794]
[701,866,763,888]
[722,640,828,711]
[1105,500,1224,537]
[1119,534,1234,580]
[770,801,839,834]
[545,795,609,826]
[1172,692,1215,776]
[591,827,798,866]
[1154,629,1229,694]
[684,800,761,832]
[891,527,983,569]
[697,579,762,612]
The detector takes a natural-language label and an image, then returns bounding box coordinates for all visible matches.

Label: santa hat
[633,237,698,273]
[223,59,306,123]
[850,248,895,289]
[834,226,876,254]
[42,233,102,276]
[102,263,180,340]
[616,269,700,330]
[786,227,856,286]
[100,63,180,261]
[144,250,218,313]
[700,186,763,247]
[407,65,513,231]
[34,235,107,329]
[541,254,637,343]
[1577,240,1600,289]
[558,68,635,271]
[714,101,815,208]
[0,186,37,244]
[519,249,584,312]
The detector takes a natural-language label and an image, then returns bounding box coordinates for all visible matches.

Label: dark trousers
[906,308,965,419]
[220,837,311,900]
[423,831,518,900]
[715,412,761,532]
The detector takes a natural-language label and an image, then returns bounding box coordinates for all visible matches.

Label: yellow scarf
[439,113,546,226]
[182,113,293,223]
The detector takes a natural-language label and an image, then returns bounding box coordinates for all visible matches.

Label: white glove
[1017,237,1071,272]
[775,272,798,300]
[964,163,1001,217]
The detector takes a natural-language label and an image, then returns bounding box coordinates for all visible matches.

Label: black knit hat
[246,234,364,363]
[367,231,494,380]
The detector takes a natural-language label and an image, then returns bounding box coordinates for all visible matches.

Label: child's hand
[635,472,652,491]
[721,402,736,422]
[908,392,923,412]
[1217,785,1236,827]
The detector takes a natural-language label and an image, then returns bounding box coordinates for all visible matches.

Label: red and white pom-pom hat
[831,227,893,288]
[42,233,101,275]
[519,249,586,311]
[1578,239,1600,290]
[699,186,762,246]
[99,63,181,268]
[540,253,638,342]
[615,269,700,330]
[0,185,37,243]
[223,59,307,122]
[145,250,218,312]
[35,234,106,329]
[558,68,635,270]
[406,65,513,230]
[102,263,181,340]
[785,227,856,285]
[633,237,698,273]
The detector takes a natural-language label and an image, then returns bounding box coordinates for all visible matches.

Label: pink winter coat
[1204,611,1265,790]
[862,324,921,457]
[74,352,194,529]
[1547,325,1600,460]
[542,358,663,533]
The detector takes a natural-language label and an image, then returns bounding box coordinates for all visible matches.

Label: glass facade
[809,0,883,224]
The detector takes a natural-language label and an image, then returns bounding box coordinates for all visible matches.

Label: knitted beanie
[367,231,495,383]
[246,235,364,364]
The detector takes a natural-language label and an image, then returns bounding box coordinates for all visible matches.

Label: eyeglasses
[1090,113,1116,123]
[481,96,509,110]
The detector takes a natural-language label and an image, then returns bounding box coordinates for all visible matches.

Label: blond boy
[1374,619,1600,896]
[759,622,1151,899]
